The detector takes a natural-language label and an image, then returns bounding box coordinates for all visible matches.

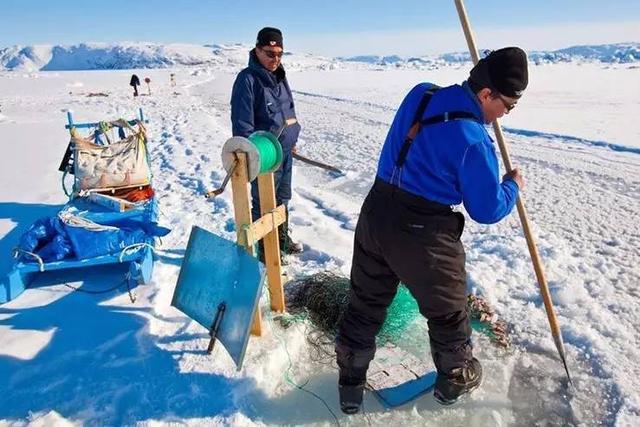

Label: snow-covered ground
[0,58,639,426]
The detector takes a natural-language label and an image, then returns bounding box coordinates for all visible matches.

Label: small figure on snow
[129,74,140,97]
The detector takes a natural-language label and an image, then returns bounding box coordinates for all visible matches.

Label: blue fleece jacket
[376,82,519,224]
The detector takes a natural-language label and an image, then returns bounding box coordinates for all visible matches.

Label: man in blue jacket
[335,47,528,413]
[231,27,303,257]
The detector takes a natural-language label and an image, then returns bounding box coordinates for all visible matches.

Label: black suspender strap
[394,87,478,170]
[395,86,440,168]
[420,111,477,126]
[412,87,439,124]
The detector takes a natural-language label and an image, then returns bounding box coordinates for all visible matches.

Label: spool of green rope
[248,131,283,174]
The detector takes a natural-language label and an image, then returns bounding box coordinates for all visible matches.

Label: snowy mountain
[341,55,404,64]
[1,42,638,72]
[528,42,640,64]
[0,43,213,72]
[0,42,340,72]
[343,43,640,67]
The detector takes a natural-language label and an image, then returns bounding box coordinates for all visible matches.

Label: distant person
[170,73,176,87]
[230,27,303,259]
[130,74,140,97]
[335,47,529,414]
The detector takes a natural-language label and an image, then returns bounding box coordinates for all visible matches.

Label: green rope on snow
[263,282,341,425]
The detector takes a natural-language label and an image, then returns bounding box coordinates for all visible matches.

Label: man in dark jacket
[230,27,302,256]
[335,47,528,413]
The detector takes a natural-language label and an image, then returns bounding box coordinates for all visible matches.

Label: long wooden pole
[454,0,571,384]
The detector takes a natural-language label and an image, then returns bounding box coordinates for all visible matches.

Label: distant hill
[342,43,640,67]
[527,43,640,64]
[1,42,638,72]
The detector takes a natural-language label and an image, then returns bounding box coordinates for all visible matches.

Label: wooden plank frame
[229,150,288,336]
[249,204,286,243]
[230,152,262,336]
[257,173,286,312]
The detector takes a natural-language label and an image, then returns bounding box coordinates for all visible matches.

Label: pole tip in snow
[562,356,573,387]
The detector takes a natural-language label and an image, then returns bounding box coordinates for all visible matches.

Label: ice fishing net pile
[283,272,510,351]
[284,272,419,343]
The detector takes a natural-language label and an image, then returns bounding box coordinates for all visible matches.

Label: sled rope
[58,211,119,232]
[12,248,45,272]
[119,243,155,262]
[62,272,136,303]
[61,168,72,198]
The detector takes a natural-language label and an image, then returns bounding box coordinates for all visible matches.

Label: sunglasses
[494,93,517,112]
[259,47,284,59]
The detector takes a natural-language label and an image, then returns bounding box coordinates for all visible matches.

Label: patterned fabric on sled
[71,119,151,192]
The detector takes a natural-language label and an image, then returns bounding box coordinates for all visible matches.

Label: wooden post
[257,173,286,312]
[230,151,262,336]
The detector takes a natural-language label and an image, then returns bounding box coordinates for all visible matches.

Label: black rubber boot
[279,208,302,255]
[339,383,365,415]
[336,344,375,414]
[256,240,287,266]
[433,357,483,405]
[280,231,302,255]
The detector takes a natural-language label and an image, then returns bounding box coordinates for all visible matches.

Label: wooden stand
[229,151,287,336]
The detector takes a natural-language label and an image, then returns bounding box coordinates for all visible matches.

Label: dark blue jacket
[230,50,301,152]
[376,82,519,224]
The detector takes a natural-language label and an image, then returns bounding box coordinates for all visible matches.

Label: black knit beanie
[469,47,528,98]
[256,27,283,48]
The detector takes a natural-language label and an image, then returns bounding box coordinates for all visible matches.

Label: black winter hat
[469,47,528,98]
[256,27,283,48]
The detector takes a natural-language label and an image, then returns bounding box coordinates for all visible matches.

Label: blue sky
[1,0,639,56]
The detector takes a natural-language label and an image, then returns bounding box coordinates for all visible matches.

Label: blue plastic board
[171,226,265,370]
[367,345,438,408]
[373,371,437,408]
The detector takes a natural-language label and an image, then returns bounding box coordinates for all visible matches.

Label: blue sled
[1,199,158,304]
[372,371,438,408]
[2,246,153,304]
